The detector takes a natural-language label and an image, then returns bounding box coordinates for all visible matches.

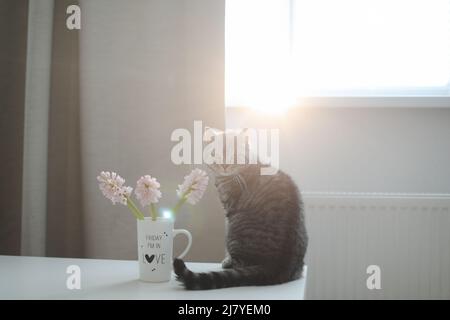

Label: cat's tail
[173,258,283,290]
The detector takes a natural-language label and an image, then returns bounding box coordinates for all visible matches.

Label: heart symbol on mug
[145,254,155,264]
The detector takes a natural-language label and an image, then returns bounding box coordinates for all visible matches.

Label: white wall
[227,106,450,194]
[79,0,226,262]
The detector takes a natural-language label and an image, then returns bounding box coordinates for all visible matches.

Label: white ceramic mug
[137,217,192,282]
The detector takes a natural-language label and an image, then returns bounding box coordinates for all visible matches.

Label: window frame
[225,0,450,109]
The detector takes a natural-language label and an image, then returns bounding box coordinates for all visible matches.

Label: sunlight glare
[226,0,450,102]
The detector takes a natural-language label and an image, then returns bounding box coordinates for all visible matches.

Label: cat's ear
[204,126,222,142]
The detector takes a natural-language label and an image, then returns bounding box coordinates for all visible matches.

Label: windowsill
[226,96,450,109]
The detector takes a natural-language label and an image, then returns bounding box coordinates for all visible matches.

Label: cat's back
[247,168,302,211]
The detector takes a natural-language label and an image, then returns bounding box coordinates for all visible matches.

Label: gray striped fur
[174,130,308,290]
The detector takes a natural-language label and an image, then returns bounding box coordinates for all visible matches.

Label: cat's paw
[221,257,233,269]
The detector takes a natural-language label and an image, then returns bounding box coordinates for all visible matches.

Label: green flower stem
[171,189,191,216]
[172,197,187,215]
[127,202,142,220]
[126,197,145,220]
[150,203,158,221]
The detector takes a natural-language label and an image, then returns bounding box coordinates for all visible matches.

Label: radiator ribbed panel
[303,194,450,299]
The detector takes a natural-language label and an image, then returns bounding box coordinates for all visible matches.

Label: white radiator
[303,192,450,299]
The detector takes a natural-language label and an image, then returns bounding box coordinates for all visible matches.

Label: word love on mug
[137,218,192,282]
[141,232,169,272]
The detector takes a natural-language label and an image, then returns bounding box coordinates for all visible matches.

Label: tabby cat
[173,128,308,290]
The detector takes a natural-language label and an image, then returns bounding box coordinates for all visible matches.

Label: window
[225,0,450,110]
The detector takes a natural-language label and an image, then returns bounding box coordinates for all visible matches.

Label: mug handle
[173,229,192,259]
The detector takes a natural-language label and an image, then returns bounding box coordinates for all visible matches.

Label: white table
[0,255,306,300]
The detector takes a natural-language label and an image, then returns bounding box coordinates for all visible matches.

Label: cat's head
[203,127,256,177]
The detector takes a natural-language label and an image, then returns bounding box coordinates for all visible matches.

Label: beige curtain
[0,0,29,255]
[19,0,83,257]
